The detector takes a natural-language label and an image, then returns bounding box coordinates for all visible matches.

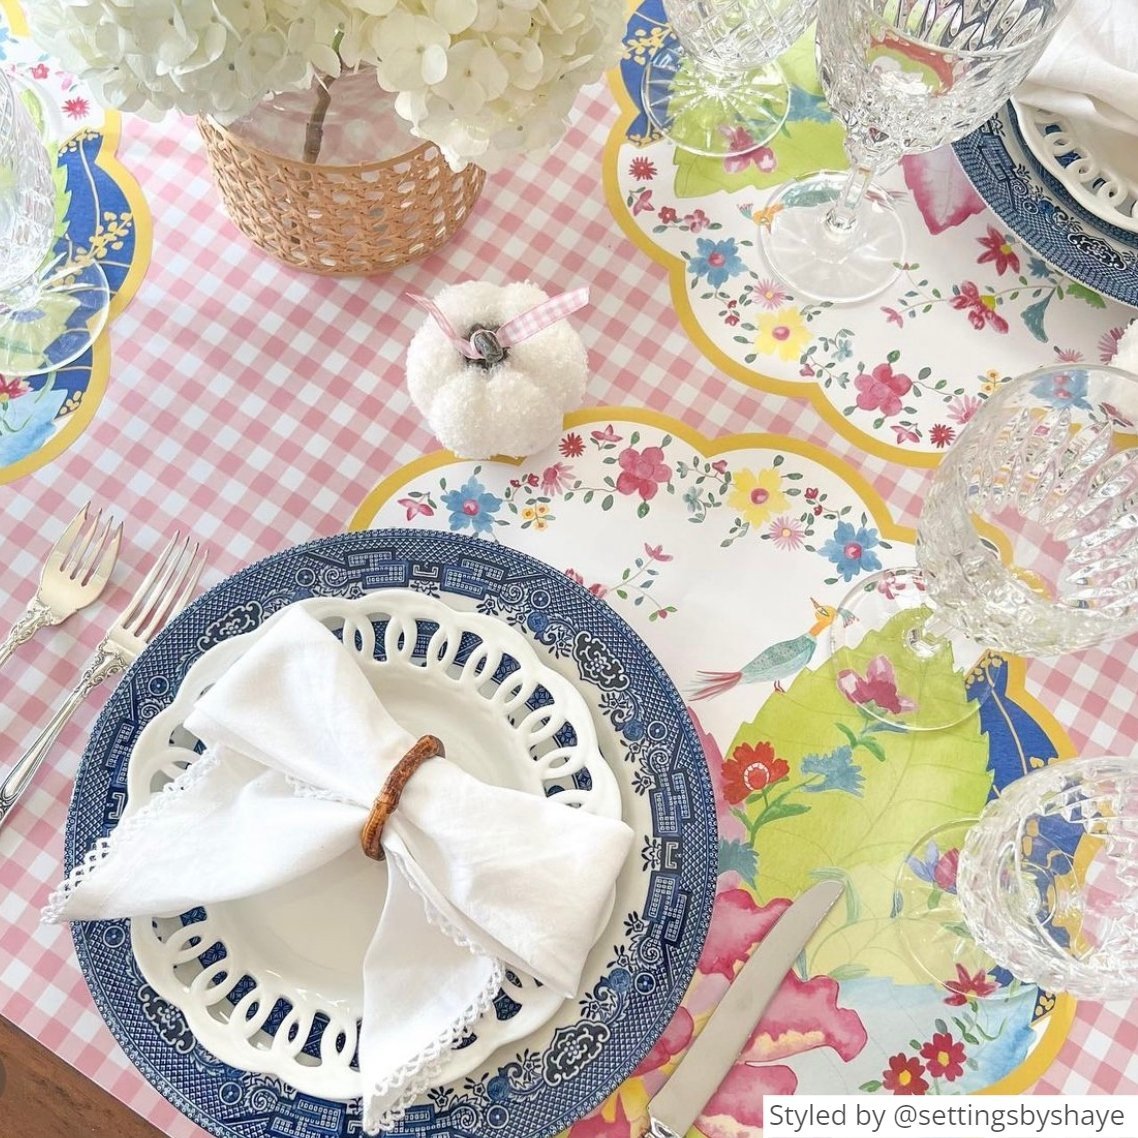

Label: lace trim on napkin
[363,853,506,1134]
[42,750,222,924]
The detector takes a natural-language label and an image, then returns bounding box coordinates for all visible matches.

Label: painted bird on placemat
[690,598,853,700]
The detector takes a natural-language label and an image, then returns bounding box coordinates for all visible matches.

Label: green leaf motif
[730,611,991,985]
[1067,281,1107,309]
[718,838,758,884]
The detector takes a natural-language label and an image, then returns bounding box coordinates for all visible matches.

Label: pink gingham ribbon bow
[411,287,589,365]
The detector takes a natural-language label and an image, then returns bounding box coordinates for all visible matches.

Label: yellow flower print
[754,307,811,361]
[728,468,789,526]
[750,202,785,230]
[980,368,1004,395]
[522,503,551,531]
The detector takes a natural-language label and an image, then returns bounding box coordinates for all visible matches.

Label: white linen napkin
[1018,0,1138,137]
[45,606,633,1132]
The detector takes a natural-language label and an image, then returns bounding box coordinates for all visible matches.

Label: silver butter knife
[647,879,844,1138]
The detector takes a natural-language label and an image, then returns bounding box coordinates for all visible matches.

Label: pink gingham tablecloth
[1,68,1137,1138]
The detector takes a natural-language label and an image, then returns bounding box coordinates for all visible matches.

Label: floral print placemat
[603,0,1133,467]
[351,409,1076,1132]
[0,2,149,482]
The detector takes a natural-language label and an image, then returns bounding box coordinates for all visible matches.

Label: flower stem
[303,73,336,164]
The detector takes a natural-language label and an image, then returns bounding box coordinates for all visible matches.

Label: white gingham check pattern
[0,79,1136,1136]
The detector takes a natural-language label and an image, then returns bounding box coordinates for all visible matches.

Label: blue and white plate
[954,103,1138,309]
[65,529,718,1138]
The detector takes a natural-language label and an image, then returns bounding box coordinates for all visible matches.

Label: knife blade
[646,879,844,1138]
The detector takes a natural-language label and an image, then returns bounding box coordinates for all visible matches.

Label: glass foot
[0,256,110,376]
[895,819,1012,999]
[829,568,992,732]
[760,170,905,303]
[642,44,789,157]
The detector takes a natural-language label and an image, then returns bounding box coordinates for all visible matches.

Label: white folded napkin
[45,607,633,1133]
[1018,0,1138,137]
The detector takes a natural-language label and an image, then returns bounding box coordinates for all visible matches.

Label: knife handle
[648,1117,683,1138]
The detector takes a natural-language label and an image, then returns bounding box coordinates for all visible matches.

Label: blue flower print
[1030,369,1091,411]
[442,477,502,535]
[687,238,745,289]
[1027,256,1052,279]
[820,520,882,581]
[801,746,863,796]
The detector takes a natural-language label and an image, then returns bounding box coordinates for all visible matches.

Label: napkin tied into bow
[46,607,633,1132]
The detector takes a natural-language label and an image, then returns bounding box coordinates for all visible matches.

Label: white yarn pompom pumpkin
[406,281,588,459]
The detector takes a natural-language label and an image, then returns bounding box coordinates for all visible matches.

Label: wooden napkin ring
[361,735,445,861]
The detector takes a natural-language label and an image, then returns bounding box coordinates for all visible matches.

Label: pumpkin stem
[464,323,508,370]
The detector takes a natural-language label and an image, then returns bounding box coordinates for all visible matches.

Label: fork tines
[120,533,205,640]
[56,504,123,589]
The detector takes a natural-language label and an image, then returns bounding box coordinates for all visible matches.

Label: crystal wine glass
[831,364,1138,733]
[897,755,1138,1001]
[760,0,1074,303]
[642,0,818,158]
[0,69,109,376]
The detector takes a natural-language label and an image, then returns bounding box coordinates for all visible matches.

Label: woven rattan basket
[197,115,485,276]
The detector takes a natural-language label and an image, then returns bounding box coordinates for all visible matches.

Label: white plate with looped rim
[125,590,623,1103]
[1014,101,1138,235]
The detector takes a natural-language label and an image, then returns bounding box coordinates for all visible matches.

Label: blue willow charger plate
[953,103,1138,308]
[64,529,717,1138]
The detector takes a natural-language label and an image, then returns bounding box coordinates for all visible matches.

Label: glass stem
[823,161,878,238]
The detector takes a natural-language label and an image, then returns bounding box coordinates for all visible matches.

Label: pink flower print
[629,156,657,181]
[659,206,678,224]
[951,281,1009,333]
[590,424,622,444]
[540,462,574,495]
[615,446,672,501]
[396,497,434,521]
[644,543,673,561]
[891,423,921,444]
[62,96,90,119]
[684,209,710,232]
[634,1006,694,1076]
[0,374,31,400]
[587,582,608,599]
[1053,346,1083,363]
[753,278,789,310]
[723,133,776,175]
[930,422,956,448]
[30,63,50,80]
[766,515,805,551]
[559,432,585,457]
[946,394,981,424]
[976,225,1020,275]
[725,313,739,326]
[565,568,584,585]
[711,459,729,474]
[1099,325,1126,363]
[853,362,912,417]
[631,189,654,215]
[877,568,924,599]
[699,889,793,979]
[837,654,917,715]
[882,306,904,327]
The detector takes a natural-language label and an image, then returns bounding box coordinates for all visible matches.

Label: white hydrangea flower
[371,10,450,91]
[29,0,624,166]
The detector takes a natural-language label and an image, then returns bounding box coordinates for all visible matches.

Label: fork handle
[0,647,126,832]
[0,599,54,670]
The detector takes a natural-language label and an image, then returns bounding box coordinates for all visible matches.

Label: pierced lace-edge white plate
[120,591,623,1102]
[1014,101,1138,234]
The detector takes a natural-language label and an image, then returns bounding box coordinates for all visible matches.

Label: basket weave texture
[197,116,485,276]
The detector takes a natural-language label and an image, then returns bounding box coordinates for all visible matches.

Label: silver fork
[0,504,122,670]
[0,533,205,831]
